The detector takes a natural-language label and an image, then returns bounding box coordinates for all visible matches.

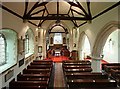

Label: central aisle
[54,63,66,88]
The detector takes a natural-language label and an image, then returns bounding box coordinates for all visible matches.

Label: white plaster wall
[103,30,119,63]
[78,6,118,54]
[78,5,119,72]
[1,8,37,89]
[2,10,24,33]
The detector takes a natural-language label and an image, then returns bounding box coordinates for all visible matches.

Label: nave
[0,1,120,89]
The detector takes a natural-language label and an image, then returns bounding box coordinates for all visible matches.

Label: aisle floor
[54,63,66,88]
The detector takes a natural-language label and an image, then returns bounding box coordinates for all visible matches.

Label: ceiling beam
[30,8,45,16]
[78,21,87,27]
[78,1,120,27]
[49,32,66,33]
[28,21,38,27]
[87,1,92,19]
[57,1,59,17]
[92,1,120,20]
[38,20,46,27]
[25,16,91,20]
[38,10,46,27]
[23,1,28,17]
[76,1,88,16]
[0,4,38,27]
[70,9,78,27]
[44,5,49,14]
[65,0,88,16]
[26,2,39,17]
[0,4,23,19]
[71,9,85,16]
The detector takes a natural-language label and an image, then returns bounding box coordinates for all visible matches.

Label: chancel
[0,0,120,89]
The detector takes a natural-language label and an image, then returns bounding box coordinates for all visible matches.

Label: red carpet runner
[45,56,108,63]
[51,56,69,62]
[44,56,69,62]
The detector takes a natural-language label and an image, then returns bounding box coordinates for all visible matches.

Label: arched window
[0,33,6,65]
[25,28,34,57]
[0,29,17,73]
[25,32,29,54]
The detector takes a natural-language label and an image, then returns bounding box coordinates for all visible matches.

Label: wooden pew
[23,69,51,74]
[64,68,92,73]
[18,74,50,78]
[67,79,117,88]
[111,69,120,86]
[33,60,53,62]
[63,60,90,63]
[30,62,53,66]
[102,63,120,70]
[63,65,91,69]
[9,79,48,89]
[104,65,120,73]
[31,61,53,64]
[63,62,91,66]
[65,72,108,80]
[62,60,91,65]
[17,74,49,81]
[27,65,52,69]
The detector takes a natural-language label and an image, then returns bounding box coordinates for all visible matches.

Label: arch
[49,24,68,33]
[103,30,119,63]
[78,31,91,60]
[25,28,34,57]
[44,21,72,51]
[46,21,71,35]
[0,28,18,72]
[2,28,18,34]
[92,21,120,57]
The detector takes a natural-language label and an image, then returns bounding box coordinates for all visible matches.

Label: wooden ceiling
[0,1,119,29]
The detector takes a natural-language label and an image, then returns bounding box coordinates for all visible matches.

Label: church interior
[0,0,120,89]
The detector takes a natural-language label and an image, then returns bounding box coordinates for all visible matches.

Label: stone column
[91,57,102,72]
